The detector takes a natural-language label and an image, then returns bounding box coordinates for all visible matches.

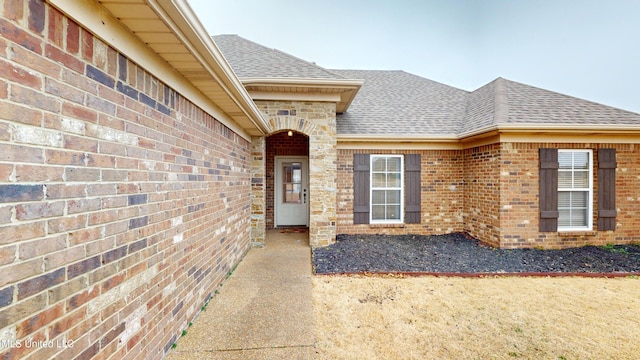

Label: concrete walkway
[166,229,316,359]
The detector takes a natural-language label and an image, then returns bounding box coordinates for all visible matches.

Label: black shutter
[353,154,370,224]
[539,148,559,232]
[405,154,421,224]
[598,148,617,231]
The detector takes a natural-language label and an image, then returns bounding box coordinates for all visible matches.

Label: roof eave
[337,124,640,148]
[241,78,364,113]
[459,123,640,140]
[48,0,269,138]
[146,0,270,134]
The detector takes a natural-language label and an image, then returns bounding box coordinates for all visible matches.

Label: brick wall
[0,2,251,359]
[337,142,640,249]
[463,144,501,247]
[265,131,309,229]
[336,149,464,235]
[499,142,640,249]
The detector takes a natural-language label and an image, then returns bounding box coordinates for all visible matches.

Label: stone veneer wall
[336,149,464,235]
[0,2,251,359]
[253,101,337,247]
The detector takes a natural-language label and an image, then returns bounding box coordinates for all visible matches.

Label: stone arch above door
[249,101,338,248]
[267,114,319,137]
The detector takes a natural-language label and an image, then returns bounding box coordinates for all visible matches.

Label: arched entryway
[249,100,338,248]
[266,131,310,229]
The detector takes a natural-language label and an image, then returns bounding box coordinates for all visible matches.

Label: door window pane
[283,162,302,203]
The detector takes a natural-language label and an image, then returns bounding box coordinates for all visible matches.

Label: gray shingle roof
[501,79,640,126]
[461,77,640,135]
[333,70,468,135]
[213,35,345,79]
[213,35,640,137]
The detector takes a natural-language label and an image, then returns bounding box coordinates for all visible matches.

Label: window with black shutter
[353,154,370,224]
[352,153,421,224]
[539,148,559,232]
[404,154,421,224]
[540,148,600,232]
[598,148,617,231]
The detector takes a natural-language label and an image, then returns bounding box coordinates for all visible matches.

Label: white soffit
[47,0,269,138]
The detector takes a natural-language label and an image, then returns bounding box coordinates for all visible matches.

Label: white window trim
[557,149,593,231]
[370,155,404,224]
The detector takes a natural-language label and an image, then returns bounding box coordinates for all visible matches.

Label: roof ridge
[493,77,508,124]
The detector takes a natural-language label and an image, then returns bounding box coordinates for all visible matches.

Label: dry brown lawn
[313,275,640,360]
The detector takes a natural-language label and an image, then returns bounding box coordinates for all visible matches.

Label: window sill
[558,231,597,237]
[369,223,405,229]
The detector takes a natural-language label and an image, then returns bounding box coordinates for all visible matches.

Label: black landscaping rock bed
[312,233,640,275]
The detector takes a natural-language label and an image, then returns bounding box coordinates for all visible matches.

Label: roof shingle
[213,35,640,137]
[213,34,345,80]
[333,70,468,136]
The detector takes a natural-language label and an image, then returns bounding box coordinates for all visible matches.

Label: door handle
[303,189,307,204]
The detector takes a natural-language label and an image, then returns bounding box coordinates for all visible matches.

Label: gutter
[460,123,640,139]
[339,123,640,144]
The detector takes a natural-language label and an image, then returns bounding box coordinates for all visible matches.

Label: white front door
[275,157,309,226]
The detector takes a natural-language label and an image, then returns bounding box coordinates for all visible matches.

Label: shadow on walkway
[166,229,315,359]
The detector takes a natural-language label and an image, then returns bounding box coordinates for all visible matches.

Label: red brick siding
[337,149,464,235]
[463,144,501,247]
[0,2,250,359]
[500,142,640,249]
[338,143,640,250]
[265,131,309,229]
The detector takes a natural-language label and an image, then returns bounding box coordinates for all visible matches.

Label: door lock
[303,189,307,203]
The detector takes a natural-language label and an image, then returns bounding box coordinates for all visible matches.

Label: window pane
[386,205,400,220]
[372,190,385,204]
[387,173,401,188]
[571,208,588,227]
[558,209,570,227]
[372,173,386,187]
[559,191,588,208]
[556,151,591,229]
[372,205,385,220]
[372,157,386,171]
[387,190,400,204]
[574,152,589,169]
[558,192,571,208]
[558,191,589,228]
[573,171,588,188]
[571,191,587,207]
[283,183,301,203]
[558,152,572,169]
[558,171,572,188]
[282,162,302,204]
[370,155,403,222]
[387,157,401,172]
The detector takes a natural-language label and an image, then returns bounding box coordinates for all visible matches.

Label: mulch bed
[312,233,640,275]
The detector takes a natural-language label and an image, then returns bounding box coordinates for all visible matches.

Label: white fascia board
[241,77,365,89]
[249,91,341,103]
[150,0,269,134]
[458,123,640,140]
